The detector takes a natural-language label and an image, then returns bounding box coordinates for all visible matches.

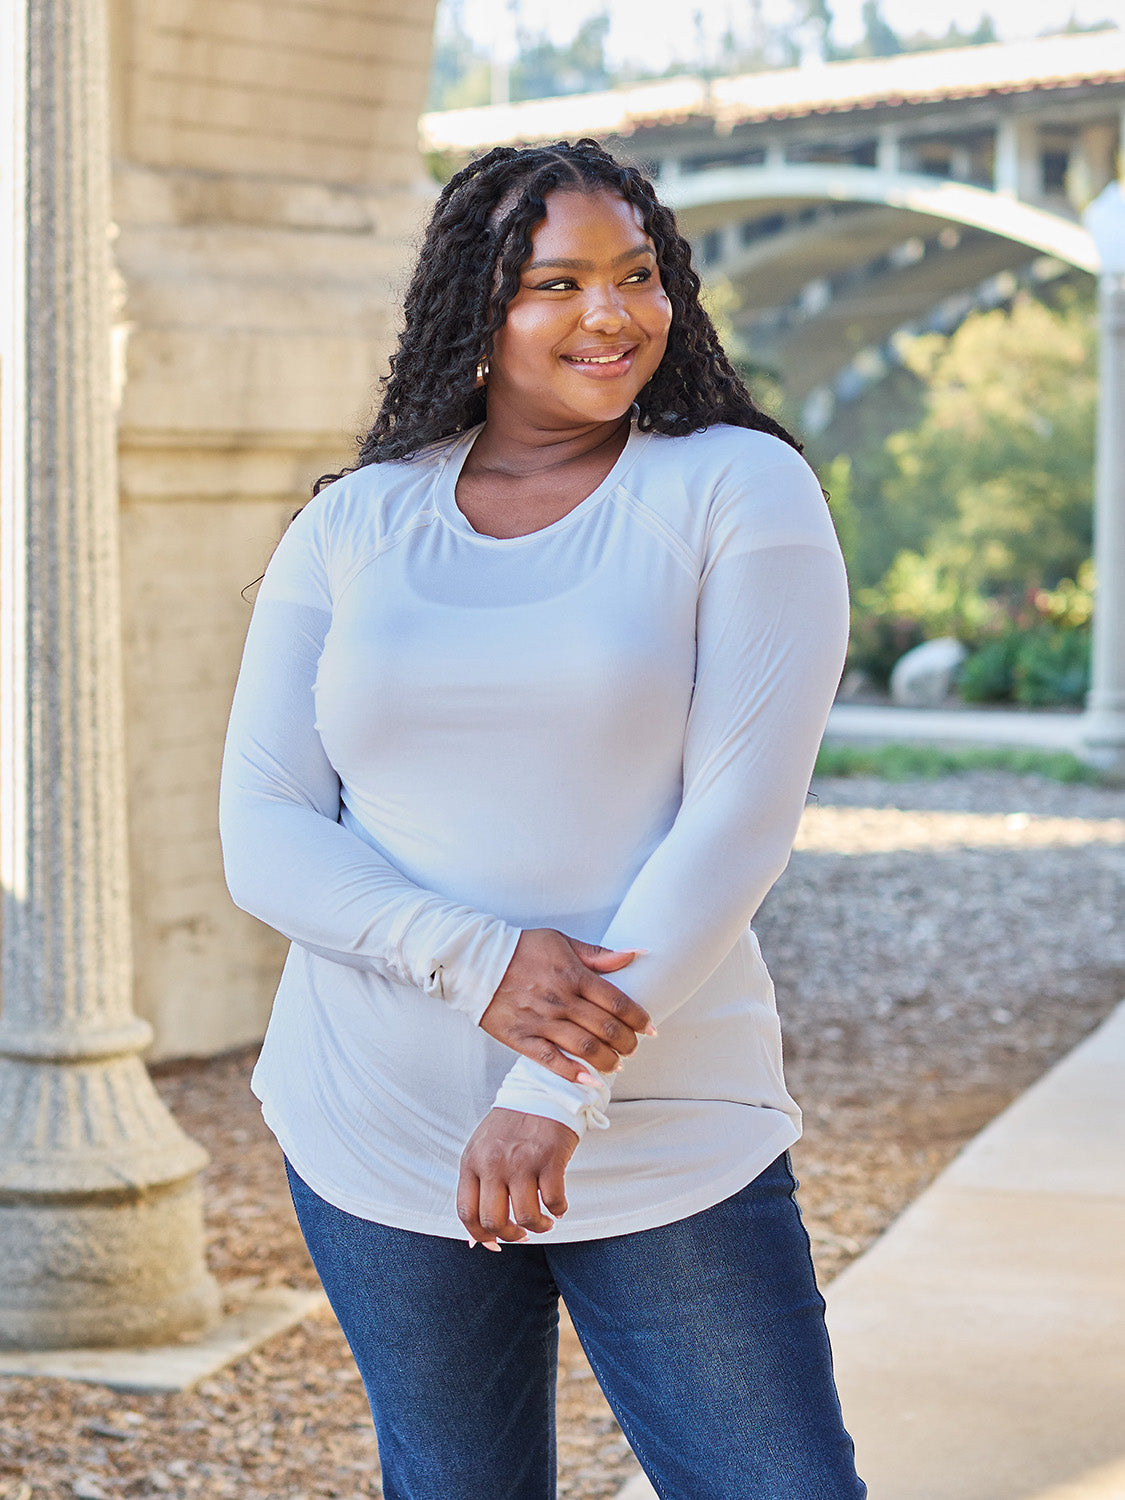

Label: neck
[471,408,630,478]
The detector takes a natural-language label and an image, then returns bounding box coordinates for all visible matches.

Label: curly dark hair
[313,138,800,493]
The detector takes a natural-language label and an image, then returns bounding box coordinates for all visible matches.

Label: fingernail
[482,1240,502,1252]
[613,1061,624,1073]
[628,948,650,956]
[643,1023,658,1038]
[576,1071,600,1086]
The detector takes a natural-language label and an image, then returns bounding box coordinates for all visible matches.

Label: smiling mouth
[562,347,636,370]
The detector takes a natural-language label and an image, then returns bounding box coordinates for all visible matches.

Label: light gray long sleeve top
[219,420,849,1240]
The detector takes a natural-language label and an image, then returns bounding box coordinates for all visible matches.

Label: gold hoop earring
[475,359,489,387]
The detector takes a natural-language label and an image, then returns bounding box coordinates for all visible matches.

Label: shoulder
[310,433,462,547]
[627,424,835,559]
[261,436,463,605]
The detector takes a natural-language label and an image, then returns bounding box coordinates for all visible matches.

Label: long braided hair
[314,138,800,493]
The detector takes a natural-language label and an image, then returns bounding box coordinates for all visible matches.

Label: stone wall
[106,0,439,1057]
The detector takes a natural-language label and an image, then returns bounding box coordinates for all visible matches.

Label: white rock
[889,637,968,707]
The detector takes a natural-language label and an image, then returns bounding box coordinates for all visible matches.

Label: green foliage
[512,13,612,100]
[944,562,1092,707]
[857,548,993,641]
[814,742,1099,785]
[428,4,613,111]
[878,291,1096,603]
[1012,628,1090,707]
[426,0,492,111]
[822,455,859,581]
[961,624,1090,707]
[958,635,1019,703]
[807,367,927,590]
[827,288,1097,705]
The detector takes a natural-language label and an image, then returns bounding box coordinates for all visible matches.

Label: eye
[532,276,578,292]
[622,267,652,284]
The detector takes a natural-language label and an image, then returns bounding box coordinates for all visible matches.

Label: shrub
[1011,627,1090,707]
[959,635,1019,702]
[958,624,1090,707]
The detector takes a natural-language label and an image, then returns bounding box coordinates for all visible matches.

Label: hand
[457,1108,579,1247]
[479,929,654,1086]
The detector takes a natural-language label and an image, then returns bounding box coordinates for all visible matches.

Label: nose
[579,283,629,333]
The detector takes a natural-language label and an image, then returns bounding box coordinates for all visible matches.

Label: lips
[561,345,637,374]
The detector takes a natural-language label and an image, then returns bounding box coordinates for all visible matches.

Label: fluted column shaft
[0,0,218,1348]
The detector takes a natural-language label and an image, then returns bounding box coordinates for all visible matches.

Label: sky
[455,0,1124,71]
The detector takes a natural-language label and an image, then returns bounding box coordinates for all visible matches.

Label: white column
[876,126,901,175]
[1066,124,1117,212]
[0,0,219,1346]
[994,115,1041,200]
[717,221,742,268]
[1081,184,1125,779]
[949,145,974,183]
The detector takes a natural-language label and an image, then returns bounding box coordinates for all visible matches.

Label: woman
[220,139,863,1500]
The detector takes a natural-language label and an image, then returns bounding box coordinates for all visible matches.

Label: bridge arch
[666,164,1098,272]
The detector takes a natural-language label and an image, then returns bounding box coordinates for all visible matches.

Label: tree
[858,0,903,57]
[781,0,837,64]
[511,13,612,101]
[426,0,492,110]
[873,289,1096,609]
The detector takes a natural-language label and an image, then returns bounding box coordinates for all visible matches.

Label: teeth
[570,352,627,364]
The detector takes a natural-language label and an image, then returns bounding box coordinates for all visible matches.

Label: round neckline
[433,421,651,546]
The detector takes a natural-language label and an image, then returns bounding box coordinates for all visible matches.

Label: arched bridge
[422,30,1125,427]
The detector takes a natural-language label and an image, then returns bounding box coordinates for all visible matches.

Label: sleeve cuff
[416,920,523,1024]
[492,1054,612,1139]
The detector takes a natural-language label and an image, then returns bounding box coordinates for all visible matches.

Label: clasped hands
[457,927,653,1250]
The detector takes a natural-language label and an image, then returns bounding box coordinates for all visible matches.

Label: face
[486,189,673,431]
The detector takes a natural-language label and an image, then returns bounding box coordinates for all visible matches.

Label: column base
[1079,708,1125,783]
[0,1176,220,1350]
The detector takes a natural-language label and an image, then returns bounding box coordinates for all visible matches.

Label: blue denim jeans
[286,1150,866,1500]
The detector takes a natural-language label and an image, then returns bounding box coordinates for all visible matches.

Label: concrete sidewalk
[825,703,1084,753]
[616,1000,1125,1500]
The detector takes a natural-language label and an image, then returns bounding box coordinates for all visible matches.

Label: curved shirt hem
[264,1096,800,1243]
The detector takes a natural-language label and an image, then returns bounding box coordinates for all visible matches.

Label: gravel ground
[2,771,1122,1500]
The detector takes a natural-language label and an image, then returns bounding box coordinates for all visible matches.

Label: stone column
[994,116,1041,201]
[876,125,901,175]
[1081,272,1125,778]
[1082,184,1125,781]
[0,0,219,1347]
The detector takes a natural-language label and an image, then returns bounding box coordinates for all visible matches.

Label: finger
[563,996,654,1056]
[513,1038,592,1085]
[569,940,647,973]
[579,971,656,1038]
[478,1175,526,1244]
[456,1167,494,1247]
[548,1019,627,1074]
[538,1157,569,1220]
[509,1173,555,1235]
